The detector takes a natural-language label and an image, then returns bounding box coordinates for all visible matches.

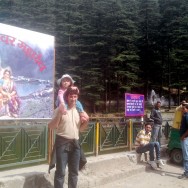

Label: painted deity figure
[0,69,20,117]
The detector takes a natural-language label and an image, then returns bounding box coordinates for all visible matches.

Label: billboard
[0,23,54,119]
[125,93,144,117]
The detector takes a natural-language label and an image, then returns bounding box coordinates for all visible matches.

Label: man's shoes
[156,159,165,166]
[178,173,188,179]
[149,161,157,169]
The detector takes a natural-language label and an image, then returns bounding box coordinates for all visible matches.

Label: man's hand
[80,112,89,132]
[181,130,188,141]
[48,108,62,129]
[59,103,67,115]
[181,135,185,141]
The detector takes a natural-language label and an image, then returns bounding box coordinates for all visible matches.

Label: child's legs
[79,147,87,170]
[76,100,84,112]
[80,147,87,162]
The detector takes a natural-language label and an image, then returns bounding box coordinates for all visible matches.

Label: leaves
[1,0,188,112]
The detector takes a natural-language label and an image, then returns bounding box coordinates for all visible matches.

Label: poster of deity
[0,23,54,119]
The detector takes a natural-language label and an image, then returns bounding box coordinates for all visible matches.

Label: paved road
[95,160,187,188]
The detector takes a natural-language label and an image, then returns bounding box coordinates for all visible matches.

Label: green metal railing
[0,117,173,170]
[98,118,128,151]
[0,119,48,169]
[80,122,95,154]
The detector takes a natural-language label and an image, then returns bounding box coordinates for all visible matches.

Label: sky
[0,23,54,50]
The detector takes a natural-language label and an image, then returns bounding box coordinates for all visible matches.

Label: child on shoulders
[56,74,89,123]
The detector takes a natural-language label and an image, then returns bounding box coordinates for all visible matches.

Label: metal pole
[129,119,133,151]
[48,129,54,163]
[105,80,108,113]
[95,122,100,156]
[168,48,171,109]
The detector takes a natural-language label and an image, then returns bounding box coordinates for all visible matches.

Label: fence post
[48,129,54,163]
[95,122,100,156]
[141,116,144,129]
[128,119,133,151]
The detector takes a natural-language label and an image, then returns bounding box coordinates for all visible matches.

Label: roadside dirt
[96,159,187,188]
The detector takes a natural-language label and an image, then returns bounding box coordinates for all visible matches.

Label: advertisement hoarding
[0,23,54,119]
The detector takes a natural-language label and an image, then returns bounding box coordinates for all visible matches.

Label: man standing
[135,122,164,169]
[48,86,89,188]
[172,100,186,129]
[178,104,188,179]
[150,101,163,145]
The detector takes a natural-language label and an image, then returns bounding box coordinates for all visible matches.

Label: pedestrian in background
[178,104,188,179]
[135,121,165,169]
[172,100,186,129]
[150,101,163,145]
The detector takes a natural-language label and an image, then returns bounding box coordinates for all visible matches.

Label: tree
[137,0,161,99]
[158,0,188,106]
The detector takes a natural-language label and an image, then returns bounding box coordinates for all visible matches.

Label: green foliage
[1,0,188,112]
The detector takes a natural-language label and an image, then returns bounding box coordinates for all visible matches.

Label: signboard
[0,23,54,119]
[125,93,144,117]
